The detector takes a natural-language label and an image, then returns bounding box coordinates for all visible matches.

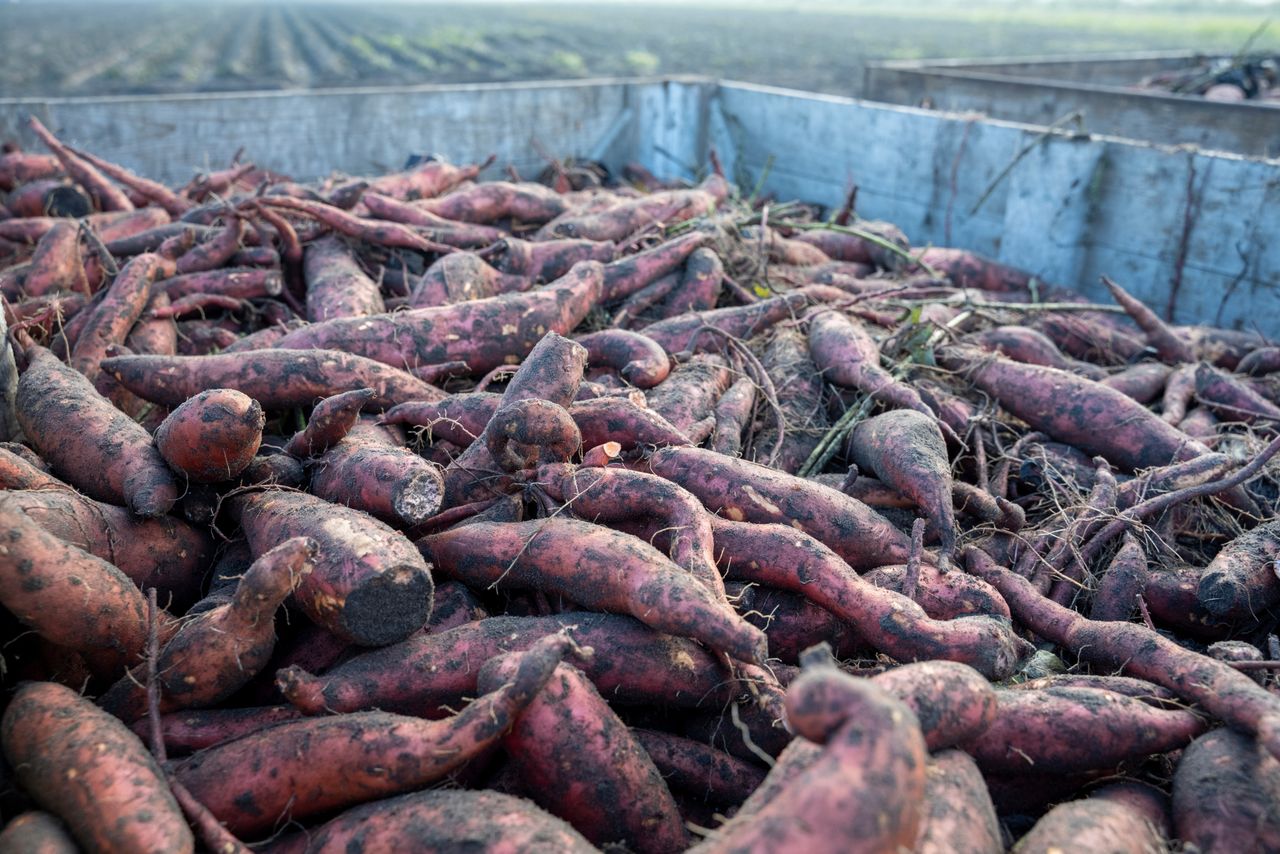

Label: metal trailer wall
[865,54,1280,158]
[2,77,1278,334]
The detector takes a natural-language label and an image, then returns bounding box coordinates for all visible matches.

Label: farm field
[1,1,1278,100]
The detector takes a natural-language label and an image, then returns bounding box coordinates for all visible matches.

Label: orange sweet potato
[478,657,689,852]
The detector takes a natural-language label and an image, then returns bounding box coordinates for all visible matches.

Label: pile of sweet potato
[2,117,1280,852]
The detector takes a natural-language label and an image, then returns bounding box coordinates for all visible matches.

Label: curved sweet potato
[696,668,926,853]
[649,445,912,570]
[274,261,604,375]
[712,517,1026,679]
[276,612,732,718]
[490,235,616,281]
[17,344,178,516]
[154,388,264,482]
[101,537,315,720]
[419,518,765,663]
[100,348,443,410]
[478,658,689,853]
[808,307,936,419]
[283,387,375,458]
[2,681,193,854]
[574,328,670,388]
[235,489,433,646]
[173,633,579,837]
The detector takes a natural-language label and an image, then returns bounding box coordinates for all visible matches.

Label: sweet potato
[962,686,1205,774]
[258,196,454,254]
[729,581,864,662]
[479,657,689,852]
[695,666,926,853]
[710,375,757,456]
[964,546,1280,761]
[940,346,1214,472]
[410,251,530,308]
[1035,311,1148,365]
[645,353,732,436]
[270,788,596,854]
[442,331,587,507]
[3,682,193,853]
[0,151,63,191]
[17,343,178,516]
[153,388,264,482]
[282,387,374,457]
[1104,275,1194,365]
[574,328,670,388]
[1089,531,1149,622]
[276,612,732,717]
[1100,361,1173,404]
[600,231,708,302]
[0,447,63,490]
[914,750,1002,854]
[613,270,681,327]
[134,706,307,755]
[275,260,603,375]
[419,518,765,662]
[632,728,767,807]
[640,289,813,355]
[1196,519,1280,623]
[28,117,134,212]
[21,221,86,297]
[101,537,315,720]
[235,489,433,646]
[5,487,211,605]
[309,420,444,525]
[808,307,936,418]
[848,409,956,564]
[1195,362,1280,424]
[569,394,692,450]
[302,235,385,321]
[100,348,443,410]
[173,633,579,837]
[380,391,499,446]
[490,235,616,281]
[1172,727,1280,853]
[711,517,1025,678]
[967,324,1106,379]
[540,182,723,242]
[359,191,507,247]
[1014,781,1170,854]
[69,252,168,383]
[161,267,282,301]
[545,464,723,600]
[649,445,912,569]
[65,145,192,216]
[0,811,79,854]
[755,326,828,473]
[364,156,488,200]
[419,181,569,224]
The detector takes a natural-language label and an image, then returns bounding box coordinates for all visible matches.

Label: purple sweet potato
[309,420,445,525]
[409,250,530,308]
[1173,727,1280,853]
[419,518,765,663]
[1196,519,1280,623]
[17,343,178,516]
[0,811,79,854]
[283,387,375,458]
[648,445,912,569]
[274,260,603,375]
[914,750,1002,854]
[173,633,579,838]
[302,235,386,321]
[235,489,433,646]
[645,353,732,436]
[276,612,733,718]
[479,657,689,853]
[574,328,670,388]
[268,789,596,854]
[1015,781,1170,854]
[100,348,443,410]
